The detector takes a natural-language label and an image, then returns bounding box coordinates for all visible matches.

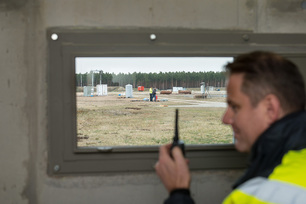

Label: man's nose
[222,107,233,125]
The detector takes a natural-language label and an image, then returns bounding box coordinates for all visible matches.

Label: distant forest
[75,71,226,89]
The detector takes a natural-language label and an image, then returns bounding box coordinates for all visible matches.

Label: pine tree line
[76,71,226,89]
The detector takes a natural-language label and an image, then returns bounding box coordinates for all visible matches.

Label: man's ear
[264,94,283,124]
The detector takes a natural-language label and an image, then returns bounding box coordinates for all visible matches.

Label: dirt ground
[76,89,232,147]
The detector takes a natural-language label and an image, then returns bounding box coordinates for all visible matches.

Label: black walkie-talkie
[170,109,185,157]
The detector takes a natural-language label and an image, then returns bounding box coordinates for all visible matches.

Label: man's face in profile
[222,74,270,152]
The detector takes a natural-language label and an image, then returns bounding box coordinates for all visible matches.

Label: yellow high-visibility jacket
[224,111,306,204]
[149,88,153,94]
[223,148,306,203]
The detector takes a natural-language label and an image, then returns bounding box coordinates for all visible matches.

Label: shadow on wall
[0,0,28,10]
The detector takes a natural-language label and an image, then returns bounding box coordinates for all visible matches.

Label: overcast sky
[75,57,233,74]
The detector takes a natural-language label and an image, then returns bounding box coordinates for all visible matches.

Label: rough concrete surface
[1,0,306,203]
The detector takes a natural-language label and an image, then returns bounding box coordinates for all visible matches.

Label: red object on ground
[138,86,144,91]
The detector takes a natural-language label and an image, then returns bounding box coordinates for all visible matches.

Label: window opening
[75,57,233,147]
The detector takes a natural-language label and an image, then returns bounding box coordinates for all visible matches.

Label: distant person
[155,51,306,203]
[152,88,157,102]
[149,87,153,101]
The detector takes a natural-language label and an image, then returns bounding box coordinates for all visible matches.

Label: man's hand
[155,144,191,193]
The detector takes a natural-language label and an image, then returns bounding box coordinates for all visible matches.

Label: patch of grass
[77,91,232,146]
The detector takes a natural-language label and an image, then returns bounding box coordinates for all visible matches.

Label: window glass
[75,57,233,147]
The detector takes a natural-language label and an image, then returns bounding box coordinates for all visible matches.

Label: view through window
[75,57,233,147]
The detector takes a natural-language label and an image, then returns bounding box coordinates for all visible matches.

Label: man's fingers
[165,143,172,149]
[159,144,172,158]
[159,145,167,158]
[158,144,174,166]
[171,146,185,163]
[155,144,191,192]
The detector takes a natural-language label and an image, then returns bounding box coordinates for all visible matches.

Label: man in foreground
[155,51,306,203]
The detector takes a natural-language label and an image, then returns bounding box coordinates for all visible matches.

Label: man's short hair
[225,51,306,113]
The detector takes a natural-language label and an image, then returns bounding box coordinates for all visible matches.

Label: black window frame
[47,28,306,175]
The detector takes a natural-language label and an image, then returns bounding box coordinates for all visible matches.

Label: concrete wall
[1,0,306,203]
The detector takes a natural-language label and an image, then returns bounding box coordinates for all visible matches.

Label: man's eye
[231,105,238,112]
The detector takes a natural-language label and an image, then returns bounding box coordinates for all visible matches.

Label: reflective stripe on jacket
[223,148,306,204]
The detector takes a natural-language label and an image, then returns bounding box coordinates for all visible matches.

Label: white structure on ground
[83,86,94,97]
[201,84,205,94]
[173,87,184,93]
[125,84,133,98]
[97,84,108,96]
[208,86,214,91]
